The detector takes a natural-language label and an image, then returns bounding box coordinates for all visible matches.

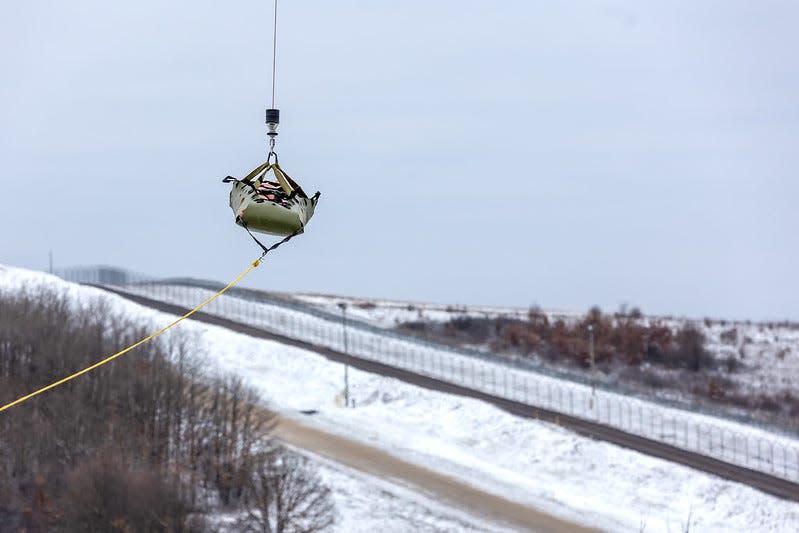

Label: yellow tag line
[0,257,262,414]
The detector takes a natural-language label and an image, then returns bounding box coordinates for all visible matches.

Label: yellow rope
[0,257,263,414]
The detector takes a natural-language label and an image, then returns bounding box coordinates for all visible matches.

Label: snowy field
[290,293,538,328]
[115,283,799,484]
[3,264,799,532]
[292,293,799,401]
[289,292,582,329]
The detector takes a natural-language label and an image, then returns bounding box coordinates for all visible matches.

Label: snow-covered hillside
[289,293,580,329]
[293,292,799,426]
[3,265,798,532]
[111,282,799,484]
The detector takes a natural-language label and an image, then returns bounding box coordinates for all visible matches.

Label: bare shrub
[666,326,711,371]
[397,321,427,333]
[723,356,739,373]
[242,447,335,533]
[443,316,492,343]
[754,396,781,413]
[527,305,549,327]
[706,380,727,400]
[719,327,738,345]
[640,371,667,389]
[61,453,192,532]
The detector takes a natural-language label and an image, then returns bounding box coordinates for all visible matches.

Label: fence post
[472,359,476,388]
[524,376,529,405]
[650,407,655,436]
[745,436,750,468]
[770,441,774,473]
[512,372,517,402]
[569,388,573,415]
[683,419,688,449]
[781,444,786,479]
[638,404,642,434]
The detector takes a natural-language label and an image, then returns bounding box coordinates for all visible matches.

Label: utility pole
[588,324,596,408]
[337,302,350,408]
[49,251,53,275]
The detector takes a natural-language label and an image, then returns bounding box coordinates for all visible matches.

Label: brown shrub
[707,380,727,400]
[720,327,738,345]
[668,326,711,371]
[61,453,191,532]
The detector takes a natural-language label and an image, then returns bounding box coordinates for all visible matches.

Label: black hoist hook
[266,108,280,163]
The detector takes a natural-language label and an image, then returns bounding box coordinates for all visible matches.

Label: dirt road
[272,415,602,533]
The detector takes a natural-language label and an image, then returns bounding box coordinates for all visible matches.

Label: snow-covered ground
[313,457,518,533]
[700,320,799,398]
[214,456,516,533]
[113,283,799,484]
[3,264,799,532]
[211,450,517,533]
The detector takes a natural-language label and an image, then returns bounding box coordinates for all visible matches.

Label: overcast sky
[1,1,797,320]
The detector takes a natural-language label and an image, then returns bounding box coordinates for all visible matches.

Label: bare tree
[1,284,330,530]
[242,446,335,533]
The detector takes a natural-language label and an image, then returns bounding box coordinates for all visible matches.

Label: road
[100,286,799,503]
[273,415,601,533]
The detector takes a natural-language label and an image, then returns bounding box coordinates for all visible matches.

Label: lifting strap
[241,221,303,256]
[238,161,307,198]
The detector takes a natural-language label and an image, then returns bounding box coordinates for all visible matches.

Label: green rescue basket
[224,161,320,237]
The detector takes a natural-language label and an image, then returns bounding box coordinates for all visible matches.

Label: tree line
[0,285,334,532]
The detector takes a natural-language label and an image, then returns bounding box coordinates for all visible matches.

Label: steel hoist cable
[1,2,304,415]
[271,0,278,109]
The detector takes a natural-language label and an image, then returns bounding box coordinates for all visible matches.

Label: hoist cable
[271,0,278,108]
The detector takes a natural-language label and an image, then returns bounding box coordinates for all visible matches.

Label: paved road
[273,415,601,533]
[100,287,799,503]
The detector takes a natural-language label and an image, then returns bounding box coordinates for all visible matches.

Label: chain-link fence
[57,267,799,484]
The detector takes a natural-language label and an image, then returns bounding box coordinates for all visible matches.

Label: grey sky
[1,1,797,320]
